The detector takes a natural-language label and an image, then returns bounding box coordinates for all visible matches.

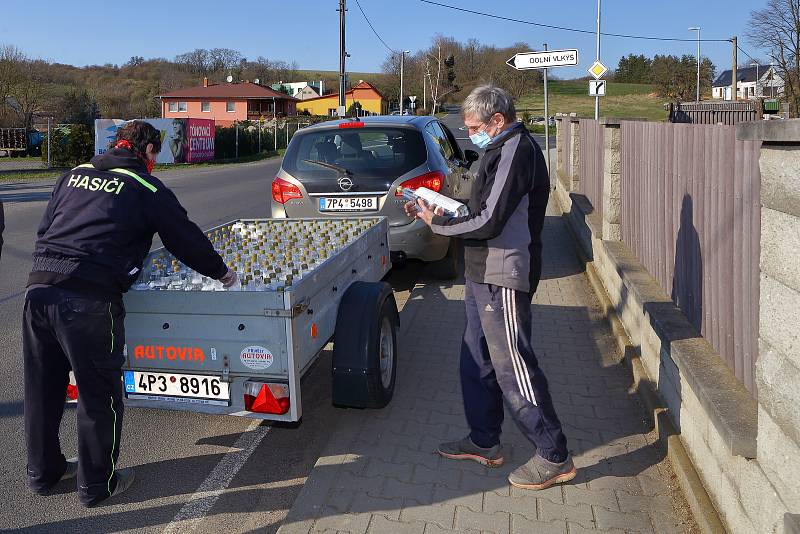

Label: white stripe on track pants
[459,280,569,463]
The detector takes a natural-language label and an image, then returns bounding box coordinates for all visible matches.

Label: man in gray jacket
[407,85,574,490]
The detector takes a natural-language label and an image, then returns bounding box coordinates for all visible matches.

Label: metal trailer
[120,217,398,422]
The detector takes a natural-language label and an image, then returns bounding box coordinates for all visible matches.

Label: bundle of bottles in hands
[131,219,377,292]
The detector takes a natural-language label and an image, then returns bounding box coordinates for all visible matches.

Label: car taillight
[66,384,78,401]
[395,171,445,196]
[243,381,290,415]
[272,177,303,204]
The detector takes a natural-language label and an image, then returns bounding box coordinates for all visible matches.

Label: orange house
[159,79,298,127]
[295,80,388,116]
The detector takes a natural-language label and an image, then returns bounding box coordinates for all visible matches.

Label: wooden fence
[577,118,604,219]
[620,121,762,394]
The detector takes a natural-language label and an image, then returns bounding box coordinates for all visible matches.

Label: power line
[354,0,396,54]
[736,44,760,64]
[420,0,732,43]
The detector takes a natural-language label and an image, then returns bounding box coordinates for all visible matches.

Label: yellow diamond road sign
[589,61,608,79]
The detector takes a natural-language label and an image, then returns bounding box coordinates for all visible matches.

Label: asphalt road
[0,157,427,533]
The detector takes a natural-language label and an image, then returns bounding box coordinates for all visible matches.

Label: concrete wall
[739,121,800,526]
[552,118,800,534]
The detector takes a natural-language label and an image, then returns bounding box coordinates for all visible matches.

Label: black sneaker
[508,454,576,490]
[109,468,135,499]
[437,436,504,467]
[83,468,135,507]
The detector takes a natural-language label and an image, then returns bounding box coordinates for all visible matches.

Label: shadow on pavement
[271,208,673,531]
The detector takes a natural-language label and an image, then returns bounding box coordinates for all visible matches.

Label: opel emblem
[337,176,353,192]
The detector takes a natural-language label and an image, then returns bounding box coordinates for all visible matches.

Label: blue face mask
[469,129,492,148]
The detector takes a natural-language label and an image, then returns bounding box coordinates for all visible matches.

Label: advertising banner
[95,118,215,164]
[186,119,215,163]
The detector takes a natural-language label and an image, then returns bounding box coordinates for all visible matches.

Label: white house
[712,64,784,100]
[270,81,325,100]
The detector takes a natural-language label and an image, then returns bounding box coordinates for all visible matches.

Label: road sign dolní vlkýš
[506,49,579,70]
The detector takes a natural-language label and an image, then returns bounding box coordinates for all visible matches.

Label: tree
[208,48,243,73]
[747,0,800,115]
[0,45,24,126]
[11,59,48,129]
[124,56,145,68]
[60,88,99,125]
[651,54,715,100]
[615,54,652,83]
[175,49,210,75]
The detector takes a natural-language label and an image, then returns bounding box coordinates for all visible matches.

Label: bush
[214,125,275,159]
[41,124,94,167]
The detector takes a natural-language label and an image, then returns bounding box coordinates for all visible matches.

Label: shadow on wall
[671,194,703,334]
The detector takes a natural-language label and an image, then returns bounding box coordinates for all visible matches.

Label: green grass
[0,150,285,183]
[517,80,667,122]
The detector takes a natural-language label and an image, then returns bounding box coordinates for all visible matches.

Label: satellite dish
[226,75,233,83]
[254,78,260,85]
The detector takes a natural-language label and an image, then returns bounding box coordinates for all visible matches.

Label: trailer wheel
[332,281,399,409]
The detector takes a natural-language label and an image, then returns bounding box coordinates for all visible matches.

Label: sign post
[507,47,579,187]
[542,44,551,180]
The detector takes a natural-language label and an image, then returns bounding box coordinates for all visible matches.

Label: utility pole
[338,0,347,116]
[731,36,738,101]
[594,0,601,120]
[689,27,701,101]
[543,43,551,183]
[399,50,410,115]
[751,62,760,98]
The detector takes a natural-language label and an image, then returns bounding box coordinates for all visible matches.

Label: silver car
[270,116,478,277]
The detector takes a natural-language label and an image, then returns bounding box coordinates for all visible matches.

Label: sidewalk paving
[277,202,698,534]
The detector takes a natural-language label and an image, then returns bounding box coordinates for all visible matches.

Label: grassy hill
[516,80,667,121]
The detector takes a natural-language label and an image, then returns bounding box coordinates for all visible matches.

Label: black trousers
[23,286,125,506]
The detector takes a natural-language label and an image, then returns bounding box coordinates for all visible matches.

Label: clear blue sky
[0,0,766,80]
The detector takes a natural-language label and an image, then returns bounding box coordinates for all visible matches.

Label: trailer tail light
[243,381,290,415]
[395,171,445,196]
[272,177,303,204]
[66,384,78,402]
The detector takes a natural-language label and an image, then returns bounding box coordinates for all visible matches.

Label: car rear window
[283,127,427,178]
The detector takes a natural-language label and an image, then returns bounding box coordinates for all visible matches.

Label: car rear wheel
[427,238,460,280]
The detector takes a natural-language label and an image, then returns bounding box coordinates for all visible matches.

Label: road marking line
[0,290,25,304]
[162,419,270,534]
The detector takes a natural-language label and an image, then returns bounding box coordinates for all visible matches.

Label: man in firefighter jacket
[23,121,237,506]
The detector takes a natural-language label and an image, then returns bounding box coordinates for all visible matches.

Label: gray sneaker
[508,454,576,490]
[60,457,78,481]
[437,436,504,467]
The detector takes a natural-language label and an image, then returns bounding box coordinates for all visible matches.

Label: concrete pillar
[601,119,622,241]
[737,120,800,517]
[555,114,565,178]
[569,118,581,192]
